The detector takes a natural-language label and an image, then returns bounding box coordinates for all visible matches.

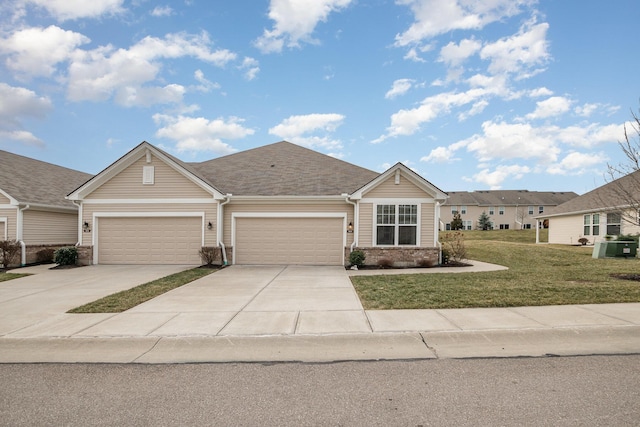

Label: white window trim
[0,217,7,240]
[373,203,421,247]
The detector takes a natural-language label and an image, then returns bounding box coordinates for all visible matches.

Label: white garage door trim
[232,212,347,265]
[92,211,205,264]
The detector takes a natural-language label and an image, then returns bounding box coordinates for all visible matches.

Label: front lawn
[351,236,640,309]
[0,272,30,282]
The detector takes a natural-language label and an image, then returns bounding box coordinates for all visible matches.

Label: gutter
[217,194,232,266]
[17,204,30,266]
[72,201,82,246]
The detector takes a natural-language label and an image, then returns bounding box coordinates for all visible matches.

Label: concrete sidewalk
[0,263,639,363]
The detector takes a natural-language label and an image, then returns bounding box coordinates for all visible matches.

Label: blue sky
[1,0,638,194]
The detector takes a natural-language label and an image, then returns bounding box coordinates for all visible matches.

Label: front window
[499,206,505,215]
[528,206,534,215]
[460,206,467,214]
[592,214,600,236]
[462,220,473,230]
[489,207,494,215]
[451,206,458,214]
[376,204,417,246]
[499,224,509,230]
[538,206,544,214]
[583,214,591,236]
[606,212,621,236]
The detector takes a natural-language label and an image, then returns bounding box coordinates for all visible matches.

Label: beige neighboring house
[441,190,578,231]
[0,150,92,266]
[66,141,449,266]
[536,170,640,245]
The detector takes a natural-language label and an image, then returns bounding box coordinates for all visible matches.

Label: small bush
[199,247,219,265]
[0,240,21,268]
[377,257,393,268]
[54,246,78,266]
[578,237,589,246]
[36,248,55,263]
[349,250,366,267]
[441,231,467,263]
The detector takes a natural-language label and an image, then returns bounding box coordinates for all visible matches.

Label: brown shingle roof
[0,150,92,209]
[444,190,578,207]
[543,170,640,217]
[191,141,379,196]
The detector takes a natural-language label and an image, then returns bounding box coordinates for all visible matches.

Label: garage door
[98,217,202,264]
[235,217,344,265]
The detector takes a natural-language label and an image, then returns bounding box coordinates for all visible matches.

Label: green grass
[351,231,640,309]
[68,267,217,313]
[0,272,30,282]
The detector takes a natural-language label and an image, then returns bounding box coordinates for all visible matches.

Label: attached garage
[97,216,203,264]
[234,216,345,265]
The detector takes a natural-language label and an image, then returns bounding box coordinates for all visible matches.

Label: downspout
[72,201,82,246]
[435,202,443,265]
[217,194,232,266]
[17,204,30,266]
[344,195,358,252]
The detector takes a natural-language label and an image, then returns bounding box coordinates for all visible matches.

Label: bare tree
[602,107,640,227]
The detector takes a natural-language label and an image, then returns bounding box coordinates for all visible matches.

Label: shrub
[53,246,78,266]
[349,250,366,267]
[0,240,21,268]
[377,257,393,268]
[617,234,639,243]
[36,248,55,263]
[199,247,219,265]
[441,248,450,265]
[441,231,467,263]
[578,237,589,246]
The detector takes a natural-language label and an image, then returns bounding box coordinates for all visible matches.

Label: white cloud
[254,0,353,53]
[269,113,345,149]
[0,130,44,146]
[526,96,572,120]
[114,84,186,107]
[21,0,124,21]
[528,87,553,98]
[472,164,530,189]
[239,57,260,80]
[66,32,236,105]
[193,69,220,92]
[574,103,600,117]
[438,38,482,67]
[421,146,459,163]
[153,114,254,154]
[394,0,534,46]
[1,25,89,79]
[546,151,604,175]
[480,21,550,77]
[385,79,414,99]
[151,6,173,17]
[0,83,52,147]
[553,123,624,148]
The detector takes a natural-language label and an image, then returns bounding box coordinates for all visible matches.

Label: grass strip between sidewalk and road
[68,267,217,313]
[0,272,30,282]
[351,230,640,310]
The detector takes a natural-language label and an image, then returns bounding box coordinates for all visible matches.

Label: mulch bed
[610,273,640,282]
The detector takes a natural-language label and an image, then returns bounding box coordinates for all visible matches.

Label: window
[583,214,591,236]
[523,223,532,229]
[460,206,467,215]
[489,207,494,215]
[462,220,473,230]
[499,206,505,215]
[538,206,544,214]
[499,224,509,230]
[606,212,621,236]
[445,223,451,231]
[451,206,458,214]
[592,214,600,236]
[528,206,534,215]
[376,204,417,246]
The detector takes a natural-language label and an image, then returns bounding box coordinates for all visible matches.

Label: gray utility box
[592,241,638,259]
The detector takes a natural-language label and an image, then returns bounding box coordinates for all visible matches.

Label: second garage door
[235,217,344,265]
[98,216,202,264]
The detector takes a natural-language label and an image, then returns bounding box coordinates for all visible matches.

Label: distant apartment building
[441,190,578,231]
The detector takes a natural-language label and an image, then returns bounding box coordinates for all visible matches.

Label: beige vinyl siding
[358,203,373,246]
[81,202,217,247]
[548,215,584,244]
[0,208,17,240]
[223,201,353,247]
[622,209,640,235]
[0,193,10,204]
[420,202,435,246]
[363,174,428,198]
[22,210,78,244]
[87,154,212,199]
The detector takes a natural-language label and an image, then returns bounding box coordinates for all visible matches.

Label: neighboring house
[0,150,92,266]
[536,170,640,245]
[441,190,578,231]
[66,141,449,266]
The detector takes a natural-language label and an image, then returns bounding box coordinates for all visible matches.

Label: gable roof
[541,170,640,217]
[0,149,92,209]
[67,141,225,200]
[444,190,578,207]
[350,162,448,201]
[191,141,379,196]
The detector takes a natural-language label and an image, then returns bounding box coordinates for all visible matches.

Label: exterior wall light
[347,221,354,233]
[83,221,91,232]
[207,221,213,230]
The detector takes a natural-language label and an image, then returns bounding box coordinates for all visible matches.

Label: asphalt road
[1,355,638,426]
